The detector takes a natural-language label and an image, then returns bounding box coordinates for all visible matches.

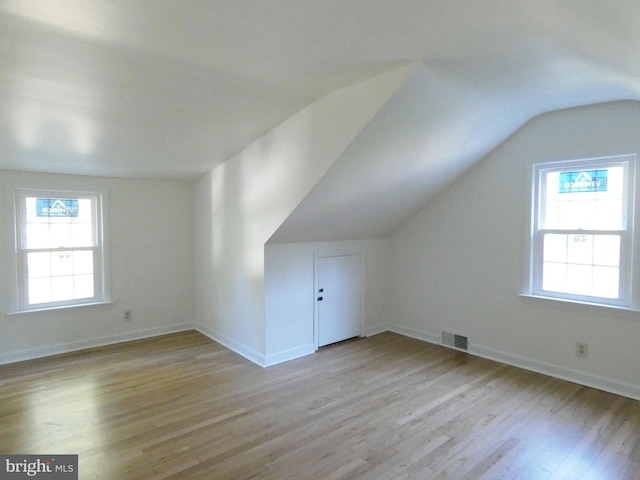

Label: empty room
[1,1,640,478]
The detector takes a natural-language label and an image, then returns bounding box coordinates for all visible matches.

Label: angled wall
[264,239,391,365]
[270,62,530,242]
[193,65,416,364]
[270,58,640,244]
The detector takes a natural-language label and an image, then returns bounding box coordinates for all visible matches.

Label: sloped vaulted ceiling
[270,58,640,242]
[2,1,640,229]
[269,3,640,242]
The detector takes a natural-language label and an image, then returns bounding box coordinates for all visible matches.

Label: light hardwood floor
[1,331,639,479]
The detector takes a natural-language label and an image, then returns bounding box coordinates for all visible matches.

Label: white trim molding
[0,323,194,366]
[196,323,265,367]
[386,324,640,401]
[264,344,317,367]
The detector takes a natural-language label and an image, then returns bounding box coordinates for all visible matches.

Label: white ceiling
[3,1,640,182]
[269,2,640,242]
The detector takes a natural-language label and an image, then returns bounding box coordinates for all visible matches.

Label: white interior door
[317,254,362,347]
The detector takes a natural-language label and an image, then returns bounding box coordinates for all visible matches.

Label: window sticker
[36,199,80,217]
[558,170,608,193]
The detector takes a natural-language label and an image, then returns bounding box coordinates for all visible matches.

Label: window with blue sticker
[12,189,110,312]
[528,155,636,307]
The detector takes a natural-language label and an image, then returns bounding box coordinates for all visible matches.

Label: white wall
[389,101,640,399]
[0,169,194,364]
[264,239,391,365]
[193,66,415,365]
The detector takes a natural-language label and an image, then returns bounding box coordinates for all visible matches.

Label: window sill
[6,300,114,316]
[519,294,640,318]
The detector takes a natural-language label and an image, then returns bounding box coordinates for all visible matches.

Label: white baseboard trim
[0,323,195,366]
[471,343,640,402]
[387,324,640,401]
[196,323,265,367]
[389,324,439,344]
[364,322,391,337]
[264,343,317,367]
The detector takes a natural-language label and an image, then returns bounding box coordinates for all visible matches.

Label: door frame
[313,251,365,350]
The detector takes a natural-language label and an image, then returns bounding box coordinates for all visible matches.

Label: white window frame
[527,155,636,309]
[9,187,111,313]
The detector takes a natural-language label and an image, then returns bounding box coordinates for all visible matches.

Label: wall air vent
[441,331,469,351]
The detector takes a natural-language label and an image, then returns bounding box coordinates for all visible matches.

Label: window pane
[541,233,621,299]
[27,252,52,278]
[74,199,93,223]
[595,200,626,229]
[30,272,95,304]
[567,264,593,296]
[543,234,567,263]
[51,276,74,302]
[74,274,95,299]
[50,224,72,247]
[567,234,593,265]
[25,197,37,217]
[51,252,74,276]
[542,166,625,230]
[71,224,93,246]
[73,250,94,275]
[593,235,620,267]
[25,197,94,248]
[592,266,619,299]
[26,224,51,249]
[28,278,52,304]
[542,262,567,293]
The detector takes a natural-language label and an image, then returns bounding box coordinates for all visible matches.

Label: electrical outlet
[576,341,588,358]
[124,310,132,322]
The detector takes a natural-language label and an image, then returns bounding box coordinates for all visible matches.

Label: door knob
[319,288,324,292]
[317,296,323,301]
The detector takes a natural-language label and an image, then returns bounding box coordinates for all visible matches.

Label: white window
[528,155,635,308]
[11,189,110,312]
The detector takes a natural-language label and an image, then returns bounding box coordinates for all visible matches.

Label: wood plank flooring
[1,331,639,479]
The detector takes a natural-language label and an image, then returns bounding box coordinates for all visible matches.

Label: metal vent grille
[441,331,468,351]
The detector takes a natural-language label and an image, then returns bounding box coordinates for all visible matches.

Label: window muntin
[531,156,634,307]
[14,189,108,311]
